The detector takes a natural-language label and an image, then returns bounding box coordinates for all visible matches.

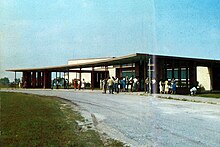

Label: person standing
[114,77,119,93]
[107,77,114,94]
[129,76,134,92]
[164,79,169,94]
[145,77,149,93]
[159,80,164,94]
[125,76,129,92]
[171,78,176,94]
[78,80,81,90]
[74,80,77,90]
[102,78,107,94]
[81,79,86,89]
[65,79,68,89]
[133,77,138,92]
[56,79,59,89]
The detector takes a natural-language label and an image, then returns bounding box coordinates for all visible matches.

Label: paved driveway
[3,90,220,147]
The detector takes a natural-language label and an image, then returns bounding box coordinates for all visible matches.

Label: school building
[7,53,220,94]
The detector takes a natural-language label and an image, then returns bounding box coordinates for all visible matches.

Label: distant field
[0,92,124,146]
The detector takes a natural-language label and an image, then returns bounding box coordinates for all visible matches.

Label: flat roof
[6,53,220,72]
[68,57,113,62]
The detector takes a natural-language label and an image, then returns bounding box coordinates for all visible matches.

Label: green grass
[197,93,220,99]
[0,92,124,146]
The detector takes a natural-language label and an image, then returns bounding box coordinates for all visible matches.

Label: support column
[14,72,17,88]
[163,60,167,80]
[138,59,145,91]
[178,63,181,87]
[63,72,66,89]
[208,66,213,91]
[210,65,220,91]
[28,72,31,88]
[135,62,140,77]
[144,59,147,93]
[156,58,164,93]
[43,71,51,89]
[189,61,197,88]
[43,72,46,89]
[41,72,44,88]
[120,65,123,78]
[68,70,69,89]
[56,72,58,89]
[148,57,152,94]
[23,72,31,88]
[105,66,108,79]
[171,61,175,79]
[156,58,164,81]
[37,72,41,88]
[91,67,94,90]
[152,56,157,94]
[79,68,82,82]
[132,63,134,77]
[48,72,51,89]
[32,72,36,88]
[22,72,27,88]
[186,66,189,88]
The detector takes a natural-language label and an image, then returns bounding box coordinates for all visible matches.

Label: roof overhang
[6,53,220,72]
[6,53,148,72]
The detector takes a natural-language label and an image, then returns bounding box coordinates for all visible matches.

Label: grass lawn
[0,92,124,146]
[197,93,220,99]
[0,84,10,89]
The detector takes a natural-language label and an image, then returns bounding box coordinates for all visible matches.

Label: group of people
[101,76,159,94]
[73,79,86,90]
[21,75,198,95]
[158,78,177,94]
[158,78,198,95]
[101,76,143,94]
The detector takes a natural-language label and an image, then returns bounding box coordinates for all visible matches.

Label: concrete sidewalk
[152,93,220,105]
[75,89,220,105]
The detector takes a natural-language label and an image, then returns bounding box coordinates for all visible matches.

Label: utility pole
[148,57,151,94]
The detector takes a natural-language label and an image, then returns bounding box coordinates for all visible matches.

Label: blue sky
[1,0,220,80]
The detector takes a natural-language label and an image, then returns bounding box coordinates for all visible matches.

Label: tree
[0,77,10,85]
